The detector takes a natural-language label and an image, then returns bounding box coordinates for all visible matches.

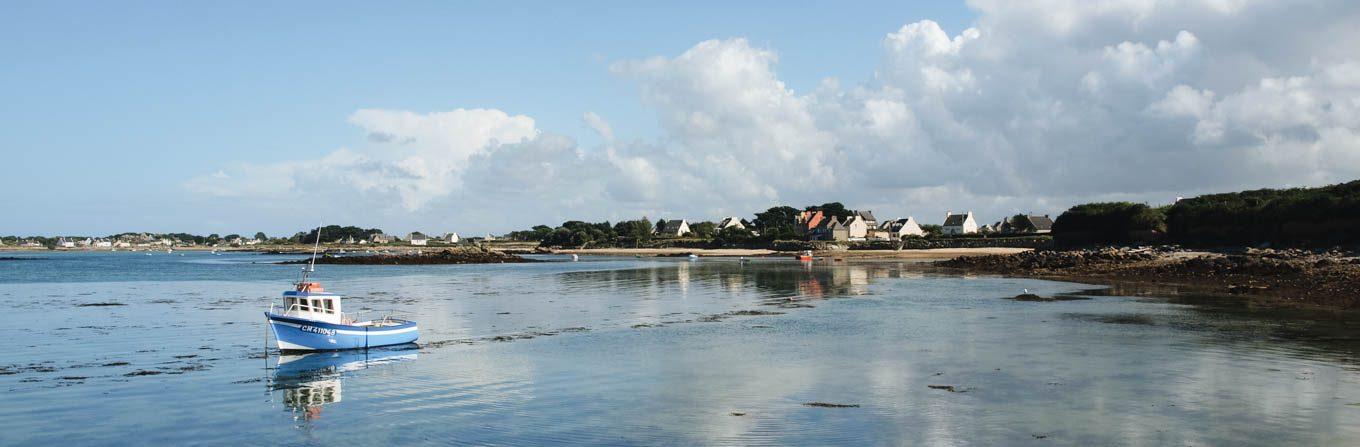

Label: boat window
[323,299,334,314]
[311,299,322,312]
[298,298,310,312]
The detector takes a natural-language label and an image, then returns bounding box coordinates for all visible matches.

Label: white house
[444,232,460,244]
[58,238,75,248]
[717,217,746,230]
[657,219,692,237]
[942,211,979,235]
[371,233,394,244]
[886,217,926,238]
[93,239,113,248]
[845,215,869,240]
[408,232,429,246]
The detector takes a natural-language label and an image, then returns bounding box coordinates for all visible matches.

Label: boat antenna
[308,221,323,274]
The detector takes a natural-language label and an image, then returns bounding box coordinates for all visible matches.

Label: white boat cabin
[282,282,346,324]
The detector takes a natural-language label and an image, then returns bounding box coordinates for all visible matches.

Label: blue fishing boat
[265,226,418,351]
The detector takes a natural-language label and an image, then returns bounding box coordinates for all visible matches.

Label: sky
[3,0,1358,237]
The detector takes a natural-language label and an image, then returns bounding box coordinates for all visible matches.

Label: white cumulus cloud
[187,0,1360,233]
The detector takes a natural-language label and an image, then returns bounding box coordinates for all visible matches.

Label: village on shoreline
[5,180,1358,309]
[5,179,1357,256]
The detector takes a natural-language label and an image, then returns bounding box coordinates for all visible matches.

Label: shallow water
[2,251,1359,445]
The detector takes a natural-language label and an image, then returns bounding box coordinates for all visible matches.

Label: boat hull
[266,313,418,351]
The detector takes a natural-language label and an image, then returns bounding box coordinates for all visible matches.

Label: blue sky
[2,1,974,235]
[4,1,1357,237]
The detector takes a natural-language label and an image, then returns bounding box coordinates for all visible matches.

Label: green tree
[539,220,618,248]
[1165,179,1360,245]
[689,221,718,238]
[1053,202,1165,246]
[254,232,268,241]
[807,202,852,220]
[297,225,384,244]
[613,219,654,247]
[752,206,799,240]
[712,226,755,246]
[506,225,555,241]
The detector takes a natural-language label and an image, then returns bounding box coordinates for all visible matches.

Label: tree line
[1053,179,1360,247]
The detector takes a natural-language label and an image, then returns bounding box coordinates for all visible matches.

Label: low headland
[936,247,1360,309]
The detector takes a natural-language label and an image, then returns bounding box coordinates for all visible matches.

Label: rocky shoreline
[278,248,538,265]
[936,247,1360,309]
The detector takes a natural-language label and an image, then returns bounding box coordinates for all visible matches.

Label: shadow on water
[1051,282,1360,364]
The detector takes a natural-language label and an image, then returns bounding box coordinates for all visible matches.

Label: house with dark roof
[1010,215,1054,234]
[942,211,979,235]
[795,210,826,239]
[853,210,877,229]
[407,232,429,246]
[656,219,692,237]
[717,217,746,230]
[886,217,926,238]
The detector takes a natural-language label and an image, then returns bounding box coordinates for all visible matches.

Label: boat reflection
[269,345,418,423]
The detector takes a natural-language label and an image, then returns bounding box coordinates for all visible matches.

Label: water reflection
[269,346,418,423]
[6,255,1360,445]
[557,260,921,305]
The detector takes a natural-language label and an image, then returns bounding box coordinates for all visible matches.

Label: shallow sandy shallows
[551,247,1031,259]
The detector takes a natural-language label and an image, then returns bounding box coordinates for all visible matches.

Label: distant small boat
[571,254,579,262]
[264,225,418,351]
[688,254,699,261]
[797,250,814,262]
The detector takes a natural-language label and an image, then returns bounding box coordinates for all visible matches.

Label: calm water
[2,251,1359,446]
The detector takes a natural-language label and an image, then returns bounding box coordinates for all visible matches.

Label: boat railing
[344,309,413,326]
[269,303,412,325]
